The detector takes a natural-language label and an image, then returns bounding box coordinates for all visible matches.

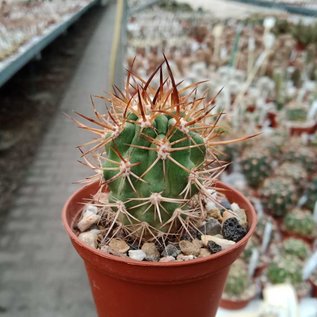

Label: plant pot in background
[62,181,257,317]
[289,122,317,136]
[219,296,254,310]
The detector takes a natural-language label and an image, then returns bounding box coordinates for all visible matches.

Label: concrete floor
[0,3,115,317]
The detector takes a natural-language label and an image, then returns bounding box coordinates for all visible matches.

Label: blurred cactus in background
[240,148,272,188]
[260,177,297,217]
[281,238,311,260]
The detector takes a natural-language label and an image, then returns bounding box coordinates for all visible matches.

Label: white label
[297,195,307,207]
[303,250,317,280]
[248,248,259,278]
[261,222,273,253]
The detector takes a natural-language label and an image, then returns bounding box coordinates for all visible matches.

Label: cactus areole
[62,59,257,317]
[72,59,252,243]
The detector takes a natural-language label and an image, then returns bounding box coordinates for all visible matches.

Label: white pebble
[206,201,217,211]
[78,229,100,248]
[128,250,146,261]
[205,189,218,211]
[77,213,101,232]
[159,256,176,262]
[84,204,98,215]
[177,254,196,261]
[201,235,236,250]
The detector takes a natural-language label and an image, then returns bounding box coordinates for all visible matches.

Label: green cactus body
[283,209,316,238]
[240,148,272,188]
[74,60,251,242]
[267,256,303,285]
[273,19,291,35]
[281,238,311,260]
[103,115,205,230]
[291,22,317,48]
[260,177,298,217]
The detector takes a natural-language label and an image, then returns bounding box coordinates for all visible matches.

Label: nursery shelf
[0,0,100,88]
[129,0,161,15]
[231,0,317,16]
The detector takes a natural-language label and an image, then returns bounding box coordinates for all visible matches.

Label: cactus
[266,256,303,285]
[291,21,317,49]
[275,162,307,188]
[224,259,250,297]
[73,59,251,243]
[283,140,316,173]
[261,132,286,159]
[272,69,285,110]
[283,209,316,238]
[285,107,307,122]
[260,177,298,217]
[240,148,272,188]
[281,238,311,261]
[272,19,291,35]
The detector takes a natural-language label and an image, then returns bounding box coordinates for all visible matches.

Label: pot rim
[62,180,257,268]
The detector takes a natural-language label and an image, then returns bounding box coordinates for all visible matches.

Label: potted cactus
[282,140,317,174]
[62,60,257,317]
[280,238,311,261]
[240,147,272,189]
[281,209,317,244]
[260,176,298,219]
[265,255,311,298]
[291,22,317,51]
[220,259,257,310]
[275,162,307,190]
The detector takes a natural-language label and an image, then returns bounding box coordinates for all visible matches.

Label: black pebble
[222,217,247,242]
[207,241,222,254]
[161,244,181,257]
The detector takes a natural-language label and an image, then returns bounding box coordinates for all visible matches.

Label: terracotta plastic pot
[219,296,253,310]
[289,122,317,136]
[267,111,278,128]
[62,181,257,317]
[280,228,316,247]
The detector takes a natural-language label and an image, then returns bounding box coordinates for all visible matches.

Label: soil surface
[0,6,104,215]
